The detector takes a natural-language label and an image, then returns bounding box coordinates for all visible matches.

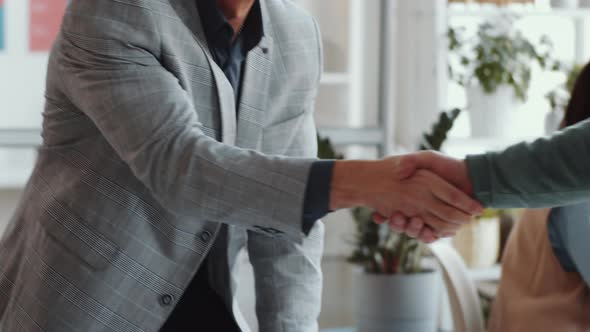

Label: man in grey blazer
[0,0,482,331]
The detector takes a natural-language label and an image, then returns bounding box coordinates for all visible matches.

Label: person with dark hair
[487,63,590,332]
[563,64,590,127]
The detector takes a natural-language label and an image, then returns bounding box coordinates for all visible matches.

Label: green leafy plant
[448,15,560,102]
[546,63,584,112]
[317,109,463,274]
[420,108,462,151]
[317,134,344,160]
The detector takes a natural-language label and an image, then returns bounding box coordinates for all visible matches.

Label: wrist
[329,159,379,210]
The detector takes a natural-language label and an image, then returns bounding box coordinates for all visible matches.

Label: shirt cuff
[302,160,335,235]
[465,153,493,206]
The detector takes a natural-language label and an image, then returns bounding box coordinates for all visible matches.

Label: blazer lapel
[210,61,238,145]
[235,1,274,149]
[170,0,237,145]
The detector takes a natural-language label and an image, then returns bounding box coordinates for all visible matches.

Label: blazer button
[160,294,174,307]
[200,231,212,242]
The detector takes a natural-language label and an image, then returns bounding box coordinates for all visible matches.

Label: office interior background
[0,0,588,331]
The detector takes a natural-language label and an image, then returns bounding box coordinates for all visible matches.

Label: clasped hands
[330,151,482,243]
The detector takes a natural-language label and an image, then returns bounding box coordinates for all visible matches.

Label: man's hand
[370,151,477,243]
[403,151,473,195]
[329,156,483,238]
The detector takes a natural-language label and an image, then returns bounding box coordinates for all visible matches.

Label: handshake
[330,151,483,243]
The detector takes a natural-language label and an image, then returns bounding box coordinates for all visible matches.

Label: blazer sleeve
[466,118,590,208]
[55,2,315,241]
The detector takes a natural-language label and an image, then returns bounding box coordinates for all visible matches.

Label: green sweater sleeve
[466,118,590,208]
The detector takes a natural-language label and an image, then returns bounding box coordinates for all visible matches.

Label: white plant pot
[452,217,500,269]
[551,0,579,7]
[467,85,521,138]
[544,110,564,135]
[354,269,440,332]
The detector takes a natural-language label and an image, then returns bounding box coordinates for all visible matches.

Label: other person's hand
[369,151,477,243]
[329,155,482,238]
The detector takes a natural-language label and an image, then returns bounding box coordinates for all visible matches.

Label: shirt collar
[196,0,264,52]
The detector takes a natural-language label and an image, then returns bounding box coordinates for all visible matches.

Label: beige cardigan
[489,209,590,332]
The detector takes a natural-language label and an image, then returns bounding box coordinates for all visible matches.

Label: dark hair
[564,62,590,127]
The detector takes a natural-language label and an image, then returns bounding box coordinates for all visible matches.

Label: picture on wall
[29,0,68,52]
[0,0,5,50]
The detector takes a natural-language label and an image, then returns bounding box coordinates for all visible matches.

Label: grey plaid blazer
[0,0,325,331]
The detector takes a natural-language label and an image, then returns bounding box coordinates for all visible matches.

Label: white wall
[393,0,448,150]
[0,0,48,129]
[0,0,48,187]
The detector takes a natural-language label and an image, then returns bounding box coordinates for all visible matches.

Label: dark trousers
[159,258,241,331]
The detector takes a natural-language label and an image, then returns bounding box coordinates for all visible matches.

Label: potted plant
[544,63,583,133]
[318,109,461,332]
[448,15,559,137]
[348,209,440,332]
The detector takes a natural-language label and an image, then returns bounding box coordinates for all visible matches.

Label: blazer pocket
[262,110,306,138]
[265,107,307,128]
[38,206,121,271]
